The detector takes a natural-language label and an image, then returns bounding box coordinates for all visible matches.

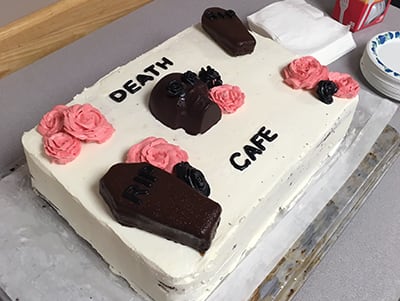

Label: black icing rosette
[204,10,218,20]
[199,66,223,89]
[173,162,211,197]
[182,70,198,86]
[316,80,338,105]
[167,80,185,97]
[225,9,236,18]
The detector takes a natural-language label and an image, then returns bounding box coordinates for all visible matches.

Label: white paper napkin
[247,0,356,65]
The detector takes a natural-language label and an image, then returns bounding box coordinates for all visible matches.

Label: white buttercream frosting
[22,25,358,301]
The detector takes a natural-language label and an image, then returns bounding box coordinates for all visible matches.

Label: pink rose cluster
[126,137,188,173]
[327,72,360,99]
[38,104,115,164]
[209,84,245,114]
[282,56,359,99]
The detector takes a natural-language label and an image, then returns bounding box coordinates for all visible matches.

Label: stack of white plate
[360,31,400,101]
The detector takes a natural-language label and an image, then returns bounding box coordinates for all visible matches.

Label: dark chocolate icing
[198,66,223,89]
[109,57,173,103]
[173,162,211,197]
[149,72,222,135]
[316,80,338,105]
[230,126,279,171]
[201,7,256,56]
[99,162,222,253]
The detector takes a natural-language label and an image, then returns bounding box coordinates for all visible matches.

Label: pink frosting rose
[209,84,245,114]
[126,137,189,173]
[283,56,329,89]
[37,105,68,137]
[43,132,82,164]
[328,72,360,98]
[63,104,115,143]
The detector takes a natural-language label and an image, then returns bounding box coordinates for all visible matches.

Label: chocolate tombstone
[99,162,222,253]
[201,7,256,56]
[149,71,221,135]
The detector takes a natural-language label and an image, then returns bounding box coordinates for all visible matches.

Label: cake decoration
[209,84,245,113]
[43,132,82,164]
[198,65,223,89]
[316,80,338,104]
[149,72,222,135]
[37,103,114,164]
[63,104,115,143]
[230,126,278,171]
[125,137,188,173]
[38,104,68,137]
[283,56,360,103]
[173,162,211,197]
[99,162,222,253]
[181,70,198,85]
[109,57,174,102]
[282,56,329,90]
[166,80,186,97]
[201,7,256,56]
[328,72,360,98]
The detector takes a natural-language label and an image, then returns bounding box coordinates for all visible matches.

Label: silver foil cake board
[249,125,400,301]
[0,90,398,301]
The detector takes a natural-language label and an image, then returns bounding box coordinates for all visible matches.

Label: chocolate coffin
[99,162,222,253]
[201,7,256,56]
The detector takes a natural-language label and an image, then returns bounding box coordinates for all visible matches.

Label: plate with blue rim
[367,31,400,81]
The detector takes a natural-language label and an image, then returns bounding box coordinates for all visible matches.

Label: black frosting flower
[198,66,223,89]
[167,80,185,97]
[225,10,235,18]
[316,80,338,105]
[182,71,198,86]
[205,10,218,20]
[173,162,211,197]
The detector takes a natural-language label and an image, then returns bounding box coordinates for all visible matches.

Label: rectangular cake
[22,23,358,301]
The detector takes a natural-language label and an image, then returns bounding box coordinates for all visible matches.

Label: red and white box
[332,0,392,32]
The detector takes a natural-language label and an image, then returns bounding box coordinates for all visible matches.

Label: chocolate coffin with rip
[99,162,222,253]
